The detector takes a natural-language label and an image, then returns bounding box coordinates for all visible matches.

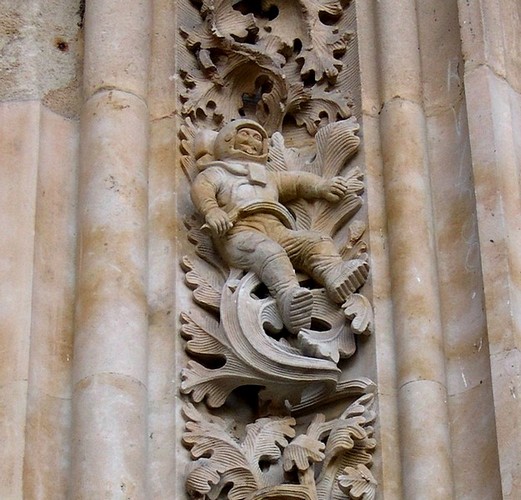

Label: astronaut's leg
[277,230,369,304]
[219,231,314,334]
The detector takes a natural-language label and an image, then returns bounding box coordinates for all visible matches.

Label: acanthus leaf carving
[178,1,377,498]
[183,395,377,500]
[180,0,355,135]
[338,465,378,500]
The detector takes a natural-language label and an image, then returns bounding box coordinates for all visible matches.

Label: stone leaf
[180,313,263,407]
[179,116,198,182]
[294,86,353,135]
[342,293,373,335]
[282,414,326,472]
[287,199,314,231]
[183,403,260,499]
[310,169,364,239]
[183,52,289,134]
[181,257,222,313]
[267,131,306,175]
[308,118,361,179]
[340,221,367,261]
[310,191,363,238]
[338,464,377,500]
[184,214,226,276]
[182,0,258,55]
[182,1,296,133]
[241,416,296,482]
[181,358,265,408]
[316,394,376,499]
[183,404,300,498]
[286,120,363,235]
[180,312,228,358]
[258,0,348,82]
[295,120,364,238]
[266,132,289,173]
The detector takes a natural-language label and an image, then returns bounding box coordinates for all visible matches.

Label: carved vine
[184,394,376,500]
[179,0,355,136]
[178,1,377,499]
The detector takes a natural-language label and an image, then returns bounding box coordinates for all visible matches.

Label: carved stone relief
[178,1,376,498]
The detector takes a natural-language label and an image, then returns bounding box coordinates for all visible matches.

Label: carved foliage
[180,0,355,135]
[183,404,295,499]
[178,1,377,499]
[184,394,376,500]
[180,119,372,410]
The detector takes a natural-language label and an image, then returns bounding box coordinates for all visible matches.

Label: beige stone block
[148,0,177,119]
[489,349,521,498]
[464,60,521,500]
[357,1,381,117]
[78,90,149,227]
[375,0,422,103]
[380,100,447,386]
[398,380,453,499]
[417,0,465,113]
[459,0,521,94]
[19,107,78,498]
[73,249,148,383]
[0,381,28,499]
[464,66,521,356]
[373,391,403,500]
[71,373,147,500]
[448,381,502,499]
[0,101,78,499]
[423,106,492,396]
[83,0,152,100]
[0,101,40,383]
[147,117,178,498]
[74,90,149,385]
[28,106,78,399]
[499,0,521,92]
[362,115,393,388]
[0,0,82,114]
[23,390,72,500]
[458,0,496,72]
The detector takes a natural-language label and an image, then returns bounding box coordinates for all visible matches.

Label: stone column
[0,2,82,497]
[70,0,152,497]
[458,1,521,497]
[0,101,40,499]
[357,1,403,497]
[146,0,179,496]
[375,1,454,498]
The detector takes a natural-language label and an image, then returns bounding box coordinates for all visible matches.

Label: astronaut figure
[191,119,369,334]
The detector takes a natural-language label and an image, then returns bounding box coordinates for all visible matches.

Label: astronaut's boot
[277,285,314,335]
[257,251,314,334]
[319,259,369,304]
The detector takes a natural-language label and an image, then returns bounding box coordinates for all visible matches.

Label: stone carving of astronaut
[191,119,368,334]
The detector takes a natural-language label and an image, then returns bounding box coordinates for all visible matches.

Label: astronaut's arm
[191,171,221,216]
[274,172,350,203]
[191,171,233,235]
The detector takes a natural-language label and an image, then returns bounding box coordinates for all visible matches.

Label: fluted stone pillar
[0,2,82,498]
[458,0,521,497]
[375,1,454,497]
[70,1,152,497]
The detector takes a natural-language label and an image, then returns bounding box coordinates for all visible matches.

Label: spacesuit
[191,119,368,334]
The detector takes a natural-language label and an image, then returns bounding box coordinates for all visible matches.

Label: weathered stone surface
[0,0,83,116]
[1,0,520,498]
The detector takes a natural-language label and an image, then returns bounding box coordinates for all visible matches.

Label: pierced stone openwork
[178,1,377,498]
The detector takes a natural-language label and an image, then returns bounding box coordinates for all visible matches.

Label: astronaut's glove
[319,176,350,203]
[204,207,233,236]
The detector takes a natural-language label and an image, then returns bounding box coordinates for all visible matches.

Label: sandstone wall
[1,0,520,498]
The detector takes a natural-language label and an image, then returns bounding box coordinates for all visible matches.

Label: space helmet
[213,119,268,162]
